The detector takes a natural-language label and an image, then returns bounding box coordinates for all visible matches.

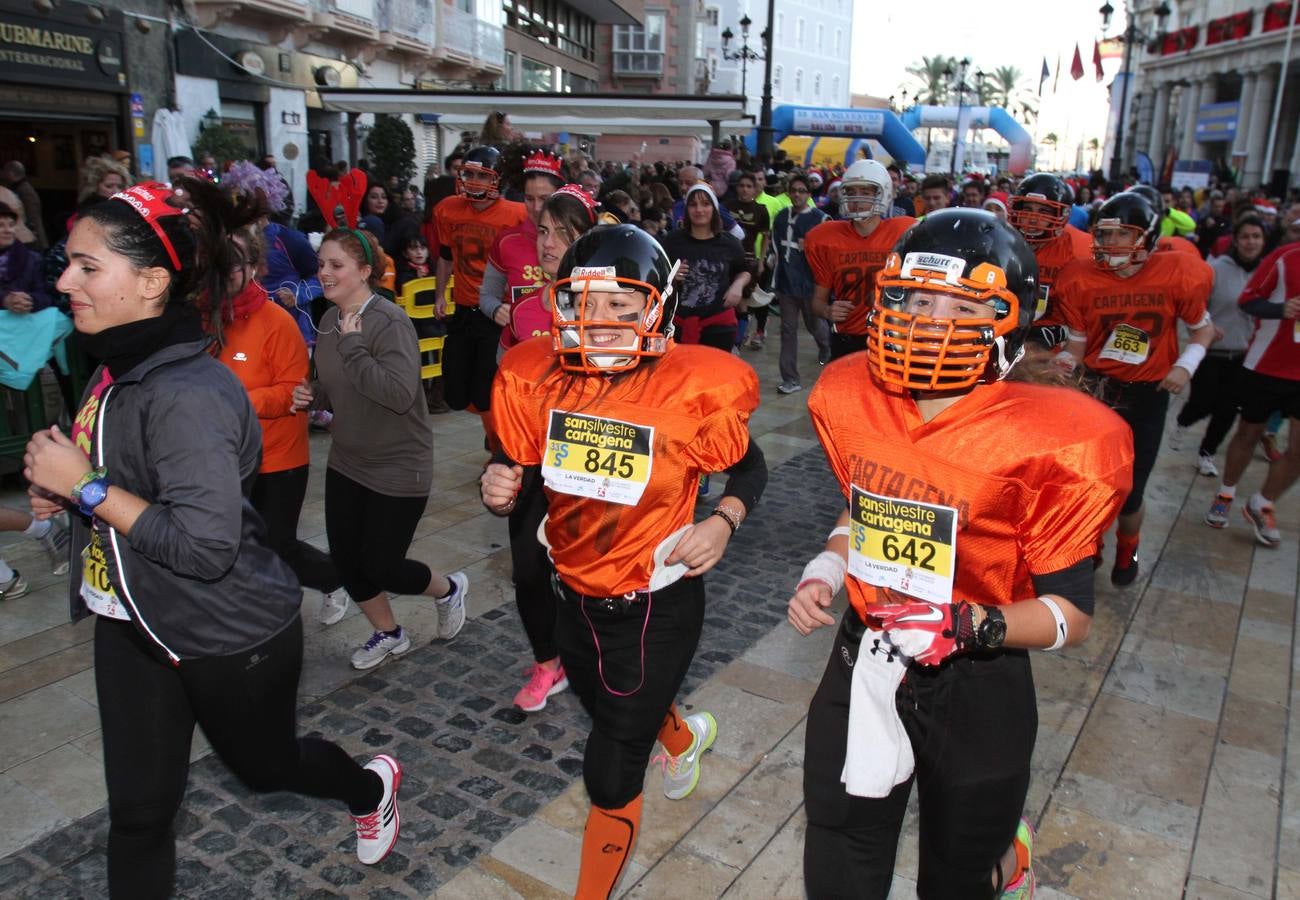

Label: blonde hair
[78,156,132,204]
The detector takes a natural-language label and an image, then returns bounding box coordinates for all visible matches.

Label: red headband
[553,183,598,223]
[524,149,564,179]
[110,182,188,270]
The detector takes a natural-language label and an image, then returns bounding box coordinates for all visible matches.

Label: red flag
[1070,43,1085,80]
[1093,40,1104,81]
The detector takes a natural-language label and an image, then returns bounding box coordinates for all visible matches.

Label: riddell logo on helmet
[571,266,618,280]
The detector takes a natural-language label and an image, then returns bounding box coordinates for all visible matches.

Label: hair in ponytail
[78,176,267,345]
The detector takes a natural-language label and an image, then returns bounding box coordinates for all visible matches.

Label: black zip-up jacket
[68,338,301,663]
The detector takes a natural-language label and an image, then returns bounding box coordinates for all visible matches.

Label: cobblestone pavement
[0,445,843,899]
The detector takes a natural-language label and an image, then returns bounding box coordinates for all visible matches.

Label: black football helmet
[1128,183,1164,217]
[1008,173,1075,246]
[549,224,679,374]
[458,145,503,201]
[1091,192,1160,271]
[868,208,1039,390]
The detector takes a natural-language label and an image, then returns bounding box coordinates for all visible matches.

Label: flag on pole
[1093,40,1104,81]
[1053,53,1061,92]
[1070,43,1085,80]
[1039,57,1051,95]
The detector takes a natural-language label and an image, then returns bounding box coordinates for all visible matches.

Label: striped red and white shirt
[1239,244,1300,381]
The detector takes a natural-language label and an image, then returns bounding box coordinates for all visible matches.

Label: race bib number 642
[542,410,654,506]
[848,486,958,605]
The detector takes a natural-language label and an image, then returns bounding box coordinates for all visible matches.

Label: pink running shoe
[513,662,569,712]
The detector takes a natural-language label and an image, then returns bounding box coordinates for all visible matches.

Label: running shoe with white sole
[1000,817,1035,898]
[436,572,468,640]
[1243,503,1282,547]
[40,519,70,576]
[657,711,718,800]
[0,571,29,601]
[354,754,401,865]
[1111,543,1139,587]
[1205,494,1233,528]
[777,381,803,395]
[513,662,569,712]
[351,628,411,670]
[319,588,349,626]
[1197,453,1219,478]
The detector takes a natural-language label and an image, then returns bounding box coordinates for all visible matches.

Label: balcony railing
[475,19,504,70]
[380,0,436,49]
[439,3,477,61]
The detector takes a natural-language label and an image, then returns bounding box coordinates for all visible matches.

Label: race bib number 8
[1098,323,1150,365]
[542,409,655,506]
[848,486,958,605]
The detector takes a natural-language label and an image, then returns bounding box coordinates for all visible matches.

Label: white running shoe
[436,572,468,640]
[351,628,411,670]
[656,712,718,800]
[40,518,70,576]
[1197,453,1219,478]
[0,571,29,601]
[319,588,349,626]
[354,754,401,865]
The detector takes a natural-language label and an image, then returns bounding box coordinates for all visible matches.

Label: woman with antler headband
[23,179,408,897]
[289,192,470,671]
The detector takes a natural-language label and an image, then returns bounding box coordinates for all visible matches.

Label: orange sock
[1116,531,1139,566]
[656,705,692,756]
[575,794,642,900]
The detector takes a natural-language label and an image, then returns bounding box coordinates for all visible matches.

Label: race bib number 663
[541,410,654,506]
[848,486,958,605]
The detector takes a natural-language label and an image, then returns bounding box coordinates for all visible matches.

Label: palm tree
[1044,132,1059,146]
[989,65,1039,120]
[905,55,955,106]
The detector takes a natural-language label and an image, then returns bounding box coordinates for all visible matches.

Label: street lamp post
[1100,0,1171,181]
[945,57,971,178]
[721,16,763,108]
[722,9,775,162]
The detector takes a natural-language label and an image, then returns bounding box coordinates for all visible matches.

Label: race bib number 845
[848,486,958,605]
[542,410,655,506]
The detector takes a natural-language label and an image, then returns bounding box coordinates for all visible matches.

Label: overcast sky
[848,0,1125,157]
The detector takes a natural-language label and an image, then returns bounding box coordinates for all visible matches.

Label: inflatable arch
[899,106,1033,175]
[746,105,927,168]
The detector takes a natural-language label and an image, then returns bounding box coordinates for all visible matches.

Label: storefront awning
[317,89,750,133]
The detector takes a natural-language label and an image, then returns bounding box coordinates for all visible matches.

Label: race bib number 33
[848,486,958,605]
[542,410,654,506]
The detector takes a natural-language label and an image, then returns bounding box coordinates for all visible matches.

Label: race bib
[847,486,958,605]
[542,410,654,506]
[81,530,128,619]
[1033,284,1050,321]
[1097,323,1150,365]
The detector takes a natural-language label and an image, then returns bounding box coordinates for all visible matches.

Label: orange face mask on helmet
[548,225,679,375]
[865,209,1038,392]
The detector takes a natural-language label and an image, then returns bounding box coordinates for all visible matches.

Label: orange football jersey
[1033,224,1093,327]
[805,217,915,335]
[1054,251,1212,382]
[808,359,1132,625]
[433,195,527,308]
[493,337,760,596]
[1156,235,1202,257]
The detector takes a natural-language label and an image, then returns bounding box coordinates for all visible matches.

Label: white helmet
[839,159,893,221]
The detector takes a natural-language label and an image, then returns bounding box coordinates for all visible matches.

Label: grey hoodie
[68,338,301,663]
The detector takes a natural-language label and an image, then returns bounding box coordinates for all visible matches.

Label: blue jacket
[771,204,829,298]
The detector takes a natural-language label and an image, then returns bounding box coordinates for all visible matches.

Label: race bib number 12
[848,486,958,605]
[542,410,654,506]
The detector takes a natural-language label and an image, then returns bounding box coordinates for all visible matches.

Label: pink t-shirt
[504,288,552,350]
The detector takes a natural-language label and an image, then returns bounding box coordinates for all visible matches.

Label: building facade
[1123,0,1300,191]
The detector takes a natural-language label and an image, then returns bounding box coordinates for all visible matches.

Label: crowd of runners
[3,113,1298,898]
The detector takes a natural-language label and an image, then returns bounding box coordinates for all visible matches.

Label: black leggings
[442,305,500,411]
[96,615,381,900]
[325,468,430,602]
[510,467,558,661]
[804,613,1037,899]
[1094,376,1168,517]
[1175,354,1244,456]
[250,465,342,594]
[830,330,867,360]
[554,575,705,809]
